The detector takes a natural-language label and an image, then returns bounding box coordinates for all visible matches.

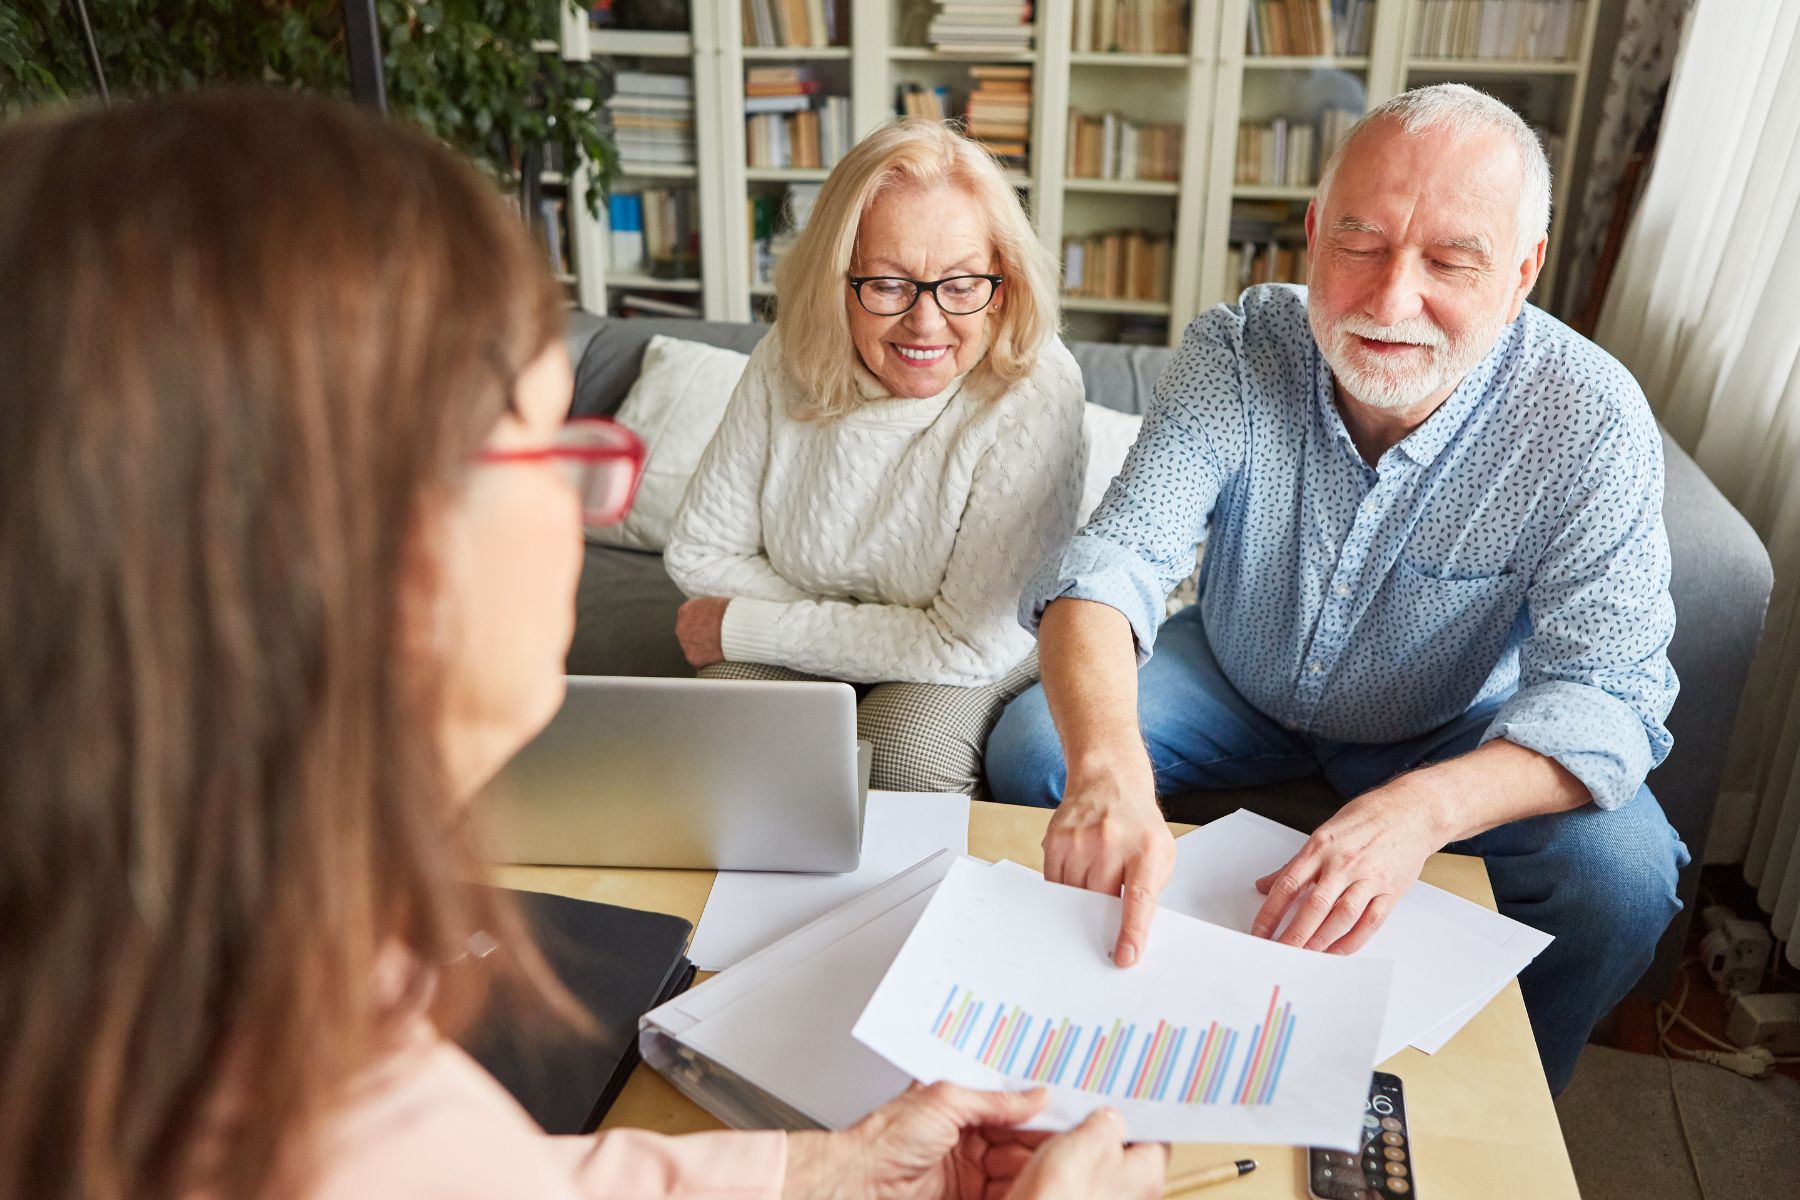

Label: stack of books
[741,0,844,48]
[748,183,823,287]
[1071,0,1188,53]
[1225,201,1309,291]
[965,65,1032,166]
[1245,0,1375,56]
[607,71,696,169]
[606,188,699,280]
[745,67,851,170]
[1062,229,1172,302]
[1066,112,1181,182]
[1410,0,1586,61]
[928,1,1035,56]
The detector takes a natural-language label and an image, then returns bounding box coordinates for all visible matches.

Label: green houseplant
[0,1,614,209]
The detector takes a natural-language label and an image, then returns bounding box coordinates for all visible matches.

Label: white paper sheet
[1160,809,1552,1058]
[687,791,970,970]
[853,857,1393,1150]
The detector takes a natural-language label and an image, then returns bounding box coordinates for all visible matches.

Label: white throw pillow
[592,334,750,551]
[1080,402,1142,524]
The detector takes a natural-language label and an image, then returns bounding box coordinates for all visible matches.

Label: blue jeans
[984,606,1688,1093]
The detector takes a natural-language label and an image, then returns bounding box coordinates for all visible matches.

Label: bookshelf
[553,0,1601,342]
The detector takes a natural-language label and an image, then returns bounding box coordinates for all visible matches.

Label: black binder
[457,888,695,1134]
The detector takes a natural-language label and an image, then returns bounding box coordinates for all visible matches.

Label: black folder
[457,888,695,1134]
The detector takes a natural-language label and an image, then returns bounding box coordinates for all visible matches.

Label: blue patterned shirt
[1023,284,1677,810]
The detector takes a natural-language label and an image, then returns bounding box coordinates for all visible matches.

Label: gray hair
[1316,83,1552,257]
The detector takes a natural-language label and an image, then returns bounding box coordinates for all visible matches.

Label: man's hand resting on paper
[1249,779,1440,954]
[1249,739,1593,954]
[1040,759,1176,970]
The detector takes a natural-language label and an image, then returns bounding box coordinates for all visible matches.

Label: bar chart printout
[851,857,1393,1148]
[930,983,1298,1106]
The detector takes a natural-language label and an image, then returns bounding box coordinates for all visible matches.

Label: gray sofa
[561,311,1772,1000]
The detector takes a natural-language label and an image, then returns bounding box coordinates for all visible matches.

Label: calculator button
[1364,1114,1380,1131]
[1381,1131,1405,1147]
[1384,1162,1409,1177]
[1380,1117,1403,1132]
[1387,1180,1411,1194]
[1383,1146,1406,1162]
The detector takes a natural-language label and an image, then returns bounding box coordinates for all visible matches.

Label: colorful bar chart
[929,983,1297,1107]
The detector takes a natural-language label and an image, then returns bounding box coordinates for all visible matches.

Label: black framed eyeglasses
[847,273,1003,317]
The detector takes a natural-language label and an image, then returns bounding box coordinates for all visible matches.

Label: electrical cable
[1654,960,1714,1200]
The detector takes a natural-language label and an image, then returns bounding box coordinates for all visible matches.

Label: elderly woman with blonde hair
[665,118,1085,795]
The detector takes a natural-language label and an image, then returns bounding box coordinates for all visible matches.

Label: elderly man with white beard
[984,83,1684,1094]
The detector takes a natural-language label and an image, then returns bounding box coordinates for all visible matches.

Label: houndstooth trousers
[697,652,1040,798]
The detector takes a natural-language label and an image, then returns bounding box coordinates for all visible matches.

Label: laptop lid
[476,675,865,872]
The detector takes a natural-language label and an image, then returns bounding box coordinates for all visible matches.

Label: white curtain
[1596,0,1800,969]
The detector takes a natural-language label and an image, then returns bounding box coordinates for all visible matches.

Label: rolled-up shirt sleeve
[1480,404,1678,810]
[1019,307,1248,661]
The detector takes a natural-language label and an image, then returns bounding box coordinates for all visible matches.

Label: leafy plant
[0,1,614,210]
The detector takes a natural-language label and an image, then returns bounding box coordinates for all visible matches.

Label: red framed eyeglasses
[475,417,646,527]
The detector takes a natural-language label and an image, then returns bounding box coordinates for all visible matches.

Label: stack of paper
[687,792,970,971]
[642,808,1553,1149]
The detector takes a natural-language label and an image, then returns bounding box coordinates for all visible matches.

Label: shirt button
[1361,498,1376,515]
[1333,583,1350,598]
[1308,661,1323,675]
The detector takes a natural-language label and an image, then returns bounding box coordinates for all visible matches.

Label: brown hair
[0,89,569,1198]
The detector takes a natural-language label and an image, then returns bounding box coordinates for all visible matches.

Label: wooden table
[495,801,1579,1198]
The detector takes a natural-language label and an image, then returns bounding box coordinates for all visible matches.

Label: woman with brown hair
[0,90,1164,1200]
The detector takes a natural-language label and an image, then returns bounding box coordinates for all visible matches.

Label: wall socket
[1726,992,1800,1057]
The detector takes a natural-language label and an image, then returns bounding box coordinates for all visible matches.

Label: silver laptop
[477,675,870,872]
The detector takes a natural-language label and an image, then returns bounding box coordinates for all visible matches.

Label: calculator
[1308,1070,1416,1198]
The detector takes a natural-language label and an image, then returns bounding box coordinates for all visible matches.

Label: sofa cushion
[567,316,769,420]
[595,334,750,551]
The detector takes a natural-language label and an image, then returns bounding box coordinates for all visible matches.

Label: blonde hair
[772,117,1060,420]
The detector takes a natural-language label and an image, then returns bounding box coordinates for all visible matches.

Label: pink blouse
[304,1019,787,1199]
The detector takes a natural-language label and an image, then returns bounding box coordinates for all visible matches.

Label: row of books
[1062,229,1172,302]
[1410,0,1586,61]
[1245,0,1374,57]
[1226,240,1311,290]
[741,0,844,48]
[609,70,695,168]
[964,64,1033,165]
[1233,109,1356,187]
[929,1,1035,56]
[747,99,852,170]
[747,183,822,286]
[1066,112,1181,182]
[897,83,954,120]
[1071,0,1187,54]
[605,188,700,277]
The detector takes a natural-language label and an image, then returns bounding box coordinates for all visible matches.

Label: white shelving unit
[552,0,1602,340]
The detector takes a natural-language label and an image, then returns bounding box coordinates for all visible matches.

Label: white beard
[1308,294,1504,412]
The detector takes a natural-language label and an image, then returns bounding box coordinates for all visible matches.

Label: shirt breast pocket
[1381,557,1528,679]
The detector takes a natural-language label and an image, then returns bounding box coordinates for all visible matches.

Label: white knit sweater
[664,331,1087,687]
